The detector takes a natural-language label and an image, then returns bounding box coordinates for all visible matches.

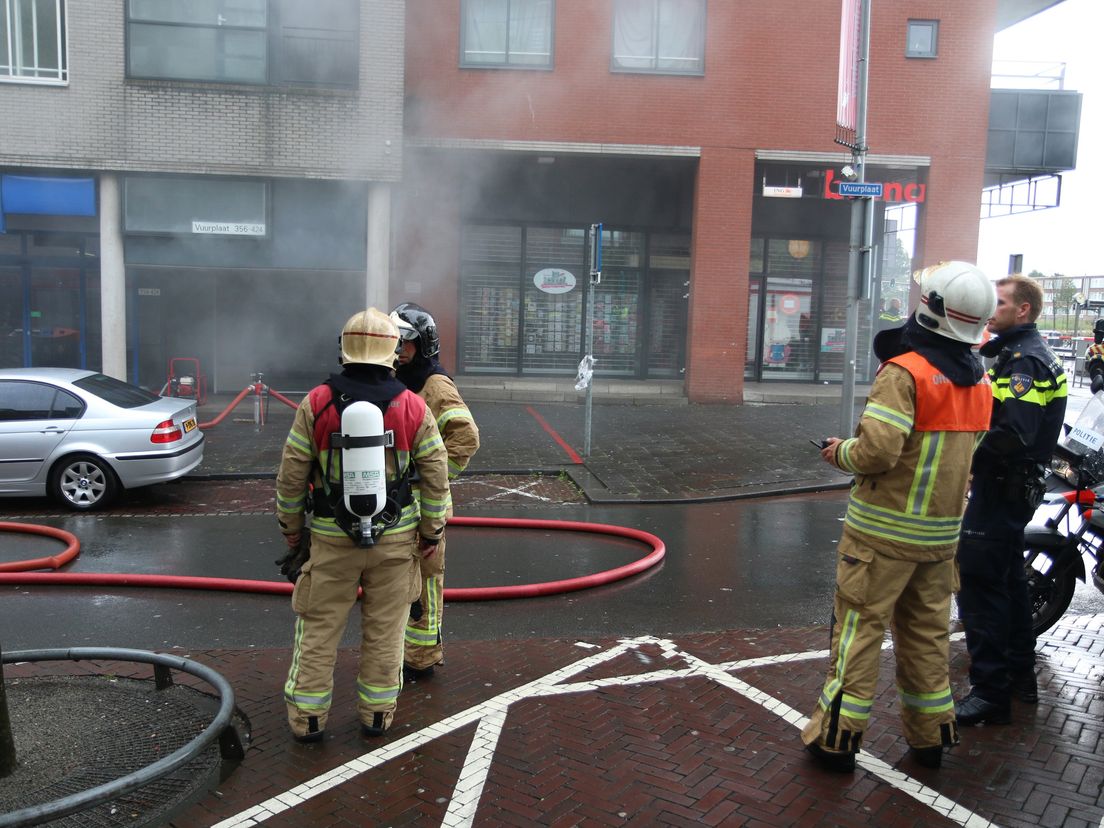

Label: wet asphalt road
[3,490,1103,653]
[2,493,846,651]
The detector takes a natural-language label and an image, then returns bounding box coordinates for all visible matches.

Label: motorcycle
[1023,392,1104,636]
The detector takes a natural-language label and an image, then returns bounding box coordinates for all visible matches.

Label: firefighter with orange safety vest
[390,302,480,682]
[801,261,997,772]
[275,308,449,743]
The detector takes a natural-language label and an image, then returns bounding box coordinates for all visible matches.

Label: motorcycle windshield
[1063,392,1104,456]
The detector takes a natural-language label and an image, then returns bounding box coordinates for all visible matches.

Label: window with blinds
[460,225,522,373]
[459,223,688,378]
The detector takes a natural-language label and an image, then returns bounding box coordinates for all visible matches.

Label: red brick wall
[401,0,999,399]
[687,147,754,401]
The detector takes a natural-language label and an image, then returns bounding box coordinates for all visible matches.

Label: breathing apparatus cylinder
[339,401,390,547]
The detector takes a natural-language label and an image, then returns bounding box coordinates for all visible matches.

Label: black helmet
[390,302,440,359]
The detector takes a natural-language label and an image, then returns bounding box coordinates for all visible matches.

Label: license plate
[183,418,197,433]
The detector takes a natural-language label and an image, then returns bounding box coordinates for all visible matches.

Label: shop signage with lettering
[192,220,265,236]
[823,169,926,203]
[533,268,577,294]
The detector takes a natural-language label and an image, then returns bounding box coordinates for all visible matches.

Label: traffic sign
[838,181,883,198]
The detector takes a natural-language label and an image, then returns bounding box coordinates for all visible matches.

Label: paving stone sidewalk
[7,615,1101,827]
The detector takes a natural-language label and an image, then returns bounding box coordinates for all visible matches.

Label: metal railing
[0,648,244,828]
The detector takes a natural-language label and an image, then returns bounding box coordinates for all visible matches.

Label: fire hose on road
[0,519,665,601]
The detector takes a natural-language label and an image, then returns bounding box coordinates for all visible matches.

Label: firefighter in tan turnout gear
[276,308,449,743]
[801,262,997,772]
[391,302,480,680]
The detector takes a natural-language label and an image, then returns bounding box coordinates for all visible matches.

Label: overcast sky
[975,0,1102,280]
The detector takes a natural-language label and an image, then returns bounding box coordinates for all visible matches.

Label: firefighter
[390,302,480,681]
[802,262,997,772]
[276,308,449,743]
[1084,319,1104,393]
[955,275,1067,725]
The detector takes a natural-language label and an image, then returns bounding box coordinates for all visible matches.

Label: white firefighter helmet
[913,261,997,345]
[340,308,400,368]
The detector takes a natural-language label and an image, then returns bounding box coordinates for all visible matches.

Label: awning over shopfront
[0,175,97,231]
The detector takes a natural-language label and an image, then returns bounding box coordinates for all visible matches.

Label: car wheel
[49,454,119,511]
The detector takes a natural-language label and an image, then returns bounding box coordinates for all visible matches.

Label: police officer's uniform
[956,323,1066,716]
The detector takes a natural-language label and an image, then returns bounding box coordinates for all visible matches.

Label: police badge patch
[1010,373,1034,397]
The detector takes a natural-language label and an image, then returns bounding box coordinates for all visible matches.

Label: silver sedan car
[0,368,204,510]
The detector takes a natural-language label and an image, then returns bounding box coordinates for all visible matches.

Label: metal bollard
[0,643,15,778]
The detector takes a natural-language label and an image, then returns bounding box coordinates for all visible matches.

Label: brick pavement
[11,616,1098,827]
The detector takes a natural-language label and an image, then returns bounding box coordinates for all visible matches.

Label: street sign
[837,181,883,198]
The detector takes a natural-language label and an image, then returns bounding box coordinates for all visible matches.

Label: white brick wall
[0,0,404,181]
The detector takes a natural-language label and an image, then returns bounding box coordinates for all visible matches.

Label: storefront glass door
[759,239,819,381]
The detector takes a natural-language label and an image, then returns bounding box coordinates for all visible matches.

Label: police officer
[390,302,480,681]
[955,275,1067,725]
[802,262,996,772]
[276,308,450,743]
[1084,319,1104,393]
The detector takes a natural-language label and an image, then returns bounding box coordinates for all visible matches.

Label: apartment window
[906,19,938,58]
[126,0,358,86]
[1,0,68,84]
[461,0,553,67]
[612,0,704,75]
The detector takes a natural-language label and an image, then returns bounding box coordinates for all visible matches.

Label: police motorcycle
[1023,391,1104,636]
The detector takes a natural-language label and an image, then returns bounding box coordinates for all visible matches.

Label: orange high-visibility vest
[887,352,991,432]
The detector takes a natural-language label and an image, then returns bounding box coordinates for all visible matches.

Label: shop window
[612,0,705,75]
[123,176,267,236]
[1,0,68,84]
[906,19,938,59]
[461,0,553,68]
[126,0,358,87]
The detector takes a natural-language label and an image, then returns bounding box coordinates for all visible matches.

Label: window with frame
[612,0,704,75]
[1,0,68,84]
[906,19,938,58]
[461,0,553,68]
[126,0,358,87]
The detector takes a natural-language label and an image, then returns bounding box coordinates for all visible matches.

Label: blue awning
[0,175,97,218]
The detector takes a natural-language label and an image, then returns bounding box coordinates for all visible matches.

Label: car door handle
[40,426,65,434]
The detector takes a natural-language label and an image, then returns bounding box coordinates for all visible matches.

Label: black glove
[275,528,311,583]
[409,599,424,622]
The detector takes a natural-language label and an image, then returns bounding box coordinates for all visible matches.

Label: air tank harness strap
[331,433,395,450]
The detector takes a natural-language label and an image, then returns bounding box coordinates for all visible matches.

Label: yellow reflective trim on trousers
[863,402,912,434]
[840,693,873,720]
[820,609,860,710]
[407,574,442,646]
[284,618,333,710]
[898,686,954,713]
[357,680,400,705]
[905,431,942,516]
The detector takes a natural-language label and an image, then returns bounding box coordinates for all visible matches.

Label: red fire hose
[0,518,664,601]
[197,385,300,430]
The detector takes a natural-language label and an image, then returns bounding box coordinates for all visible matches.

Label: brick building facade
[394,0,999,401]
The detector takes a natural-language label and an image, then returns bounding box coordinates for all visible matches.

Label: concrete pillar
[99,173,127,380]
[366,182,392,311]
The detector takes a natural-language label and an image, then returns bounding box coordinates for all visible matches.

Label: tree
[1053,275,1075,329]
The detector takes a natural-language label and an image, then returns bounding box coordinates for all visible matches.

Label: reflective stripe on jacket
[834,356,990,562]
[275,385,449,543]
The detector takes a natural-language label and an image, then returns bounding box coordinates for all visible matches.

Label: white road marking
[214,632,999,828]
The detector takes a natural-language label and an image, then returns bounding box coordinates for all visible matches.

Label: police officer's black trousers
[956,474,1036,704]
